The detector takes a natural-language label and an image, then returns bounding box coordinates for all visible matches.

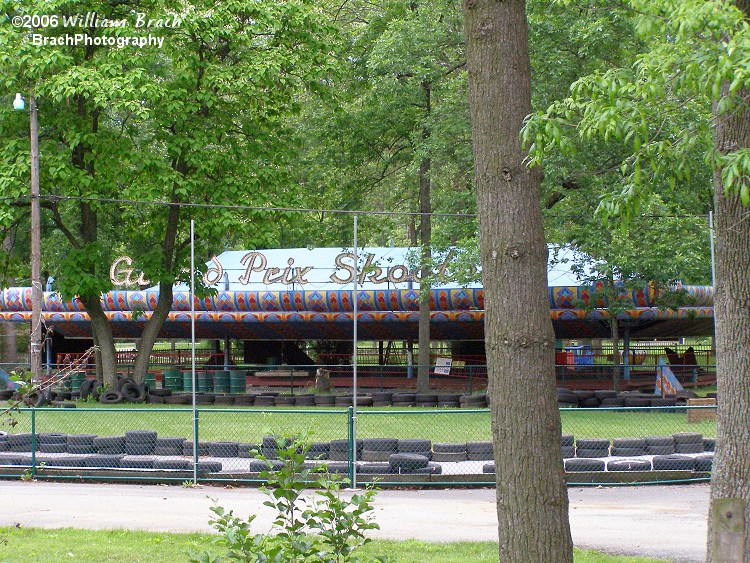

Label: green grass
[2,402,715,444]
[0,527,668,562]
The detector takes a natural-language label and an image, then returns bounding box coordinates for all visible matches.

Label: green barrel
[214,370,231,393]
[182,371,206,393]
[229,370,246,394]
[70,372,87,391]
[163,368,182,391]
[204,371,214,392]
[145,373,157,389]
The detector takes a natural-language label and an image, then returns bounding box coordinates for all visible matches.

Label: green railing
[0,404,716,486]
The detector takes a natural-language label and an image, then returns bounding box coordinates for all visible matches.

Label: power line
[0,193,713,221]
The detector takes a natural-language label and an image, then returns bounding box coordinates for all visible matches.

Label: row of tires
[0,431,495,462]
[144,390,490,408]
[556,388,709,408]
[483,453,714,474]
[561,432,714,458]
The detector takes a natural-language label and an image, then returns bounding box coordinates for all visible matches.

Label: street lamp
[14,92,43,384]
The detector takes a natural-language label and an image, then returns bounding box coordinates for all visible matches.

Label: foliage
[0,527,667,563]
[523,0,750,217]
[190,435,381,563]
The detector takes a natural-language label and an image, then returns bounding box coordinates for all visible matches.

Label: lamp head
[13,93,25,111]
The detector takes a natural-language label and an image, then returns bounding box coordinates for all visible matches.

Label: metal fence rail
[0,405,716,486]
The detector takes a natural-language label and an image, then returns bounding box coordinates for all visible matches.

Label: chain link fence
[0,403,716,486]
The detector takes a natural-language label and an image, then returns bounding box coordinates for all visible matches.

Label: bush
[190,435,383,562]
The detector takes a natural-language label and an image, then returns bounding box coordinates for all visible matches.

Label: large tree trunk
[131,191,182,384]
[132,281,174,384]
[417,87,432,393]
[706,77,750,559]
[610,318,621,393]
[80,294,117,387]
[463,0,574,560]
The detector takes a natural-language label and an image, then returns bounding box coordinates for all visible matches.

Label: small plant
[190,435,382,563]
[20,467,34,482]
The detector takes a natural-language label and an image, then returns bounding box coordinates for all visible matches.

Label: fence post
[290,366,295,396]
[469,365,473,394]
[192,408,200,485]
[347,406,355,485]
[31,407,36,478]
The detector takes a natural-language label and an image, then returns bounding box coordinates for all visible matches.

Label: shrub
[190,435,383,562]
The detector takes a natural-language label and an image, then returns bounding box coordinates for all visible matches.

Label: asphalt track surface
[0,480,709,561]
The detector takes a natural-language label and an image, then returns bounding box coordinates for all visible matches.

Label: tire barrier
[556,388,702,409]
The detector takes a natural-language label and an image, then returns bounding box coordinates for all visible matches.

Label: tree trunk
[706,78,750,560]
[80,294,117,387]
[131,190,182,384]
[463,0,574,560]
[417,82,432,394]
[132,281,174,384]
[610,318,621,393]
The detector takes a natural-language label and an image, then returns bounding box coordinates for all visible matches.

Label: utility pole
[15,92,43,382]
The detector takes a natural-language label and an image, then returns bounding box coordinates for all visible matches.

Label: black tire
[67,445,96,455]
[79,379,96,400]
[594,390,618,400]
[576,438,610,450]
[93,436,126,453]
[600,398,625,407]
[565,458,605,472]
[120,382,144,403]
[433,442,467,454]
[561,446,576,459]
[623,398,651,407]
[154,459,192,470]
[703,438,716,452]
[294,395,315,406]
[37,432,67,444]
[147,395,166,404]
[116,377,136,392]
[612,437,646,449]
[606,459,652,472]
[149,388,172,397]
[67,434,97,446]
[120,456,154,469]
[576,448,610,458]
[647,445,675,455]
[388,453,430,471]
[360,449,392,462]
[39,443,67,453]
[91,383,104,401]
[99,390,123,404]
[694,454,713,472]
[238,443,259,458]
[156,437,185,449]
[611,447,646,457]
[645,436,674,447]
[358,462,393,474]
[674,442,704,454]
[560,434,575,447]
[652,455,696,471]
[673,432,703,444]
[209,441,239,457]
[482,462,495,474]
[432,451,468,462]
[154,447,183,456]
[398,439,432,453]
[314,395,335,406]
[581,397,601,408]
[196,461,223,474]
[307,442,329,460]
[126,443,156,456]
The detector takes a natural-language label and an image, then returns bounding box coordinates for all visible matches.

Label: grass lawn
[0,527,667,562]
[3,402,715,444]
